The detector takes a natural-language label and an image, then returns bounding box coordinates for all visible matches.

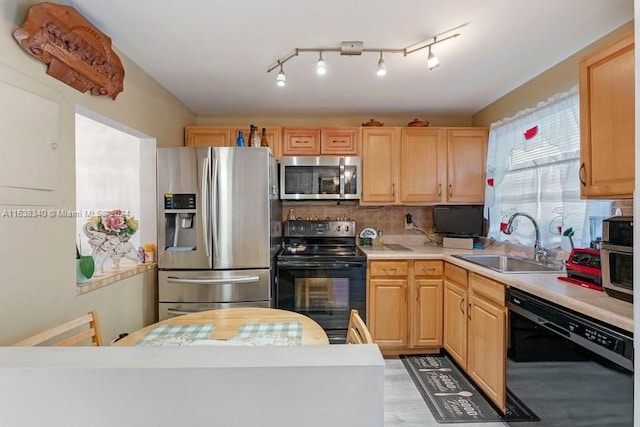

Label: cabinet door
[467,292,506,412]
[579,32,634,198]
[185,126,232,147]
[400,128,445,204]
[282,127,321,155]
[443,279,467,369]
[320,127,359,155]
[369,278,407,348]
[234,127,282,160]
[361,128,398,204]
[410,278,443,347]
[446,128,488,203]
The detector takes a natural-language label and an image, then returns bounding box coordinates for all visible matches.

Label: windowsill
[76,261,156,295]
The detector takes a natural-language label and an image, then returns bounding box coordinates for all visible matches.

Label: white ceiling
[62,0,633,117]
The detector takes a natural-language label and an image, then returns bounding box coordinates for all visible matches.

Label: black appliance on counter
[276,220,367,344]
[601,216,633,302]
[506,288,633,426]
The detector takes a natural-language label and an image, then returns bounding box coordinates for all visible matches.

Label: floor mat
[401,354,539,424]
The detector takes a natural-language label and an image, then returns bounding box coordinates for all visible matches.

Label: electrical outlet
[405,221,412,229]
[405,213,413,229]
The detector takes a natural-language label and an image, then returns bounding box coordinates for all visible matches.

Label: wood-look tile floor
[383,358,507,427]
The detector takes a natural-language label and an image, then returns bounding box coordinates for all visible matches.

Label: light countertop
[360,238,633,333]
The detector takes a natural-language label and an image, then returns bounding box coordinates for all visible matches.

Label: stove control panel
[284,220,356,237]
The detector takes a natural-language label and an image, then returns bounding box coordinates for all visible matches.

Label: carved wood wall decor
[13,2,124,100]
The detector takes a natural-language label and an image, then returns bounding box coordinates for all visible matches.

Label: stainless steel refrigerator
[156,147,281,320]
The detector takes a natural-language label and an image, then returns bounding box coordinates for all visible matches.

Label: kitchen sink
[383,244,413,252]
[452,254,564,274]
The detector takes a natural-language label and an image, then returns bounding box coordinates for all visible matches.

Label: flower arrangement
[87,209,139,240]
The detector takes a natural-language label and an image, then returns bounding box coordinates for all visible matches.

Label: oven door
[276,260,366,343]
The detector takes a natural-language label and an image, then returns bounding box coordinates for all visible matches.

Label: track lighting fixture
[316,52,327,75]
[266,25,466,86]
[427,44,440,70]
[276,62,286,87]
[376,52,386,77]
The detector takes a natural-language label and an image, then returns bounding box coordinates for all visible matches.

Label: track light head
[427,46,439,70]
[376,52,386,76]
[276,63,287,87]
[316,52,327,75]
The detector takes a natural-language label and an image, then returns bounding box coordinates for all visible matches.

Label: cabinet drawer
[469,272,505,306]
[369,261,409,277]
[444,262,467,286]
[414,260,443,277]
[283,128,321,155]
[321,127,359,155]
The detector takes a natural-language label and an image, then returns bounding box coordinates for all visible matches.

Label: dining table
[113,307,330,346]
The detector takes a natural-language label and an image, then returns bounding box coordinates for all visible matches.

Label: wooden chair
[12,310,103,346]
[346,309,373,344]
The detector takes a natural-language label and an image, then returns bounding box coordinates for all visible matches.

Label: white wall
[0,0,195,345]
[0,345,385,427]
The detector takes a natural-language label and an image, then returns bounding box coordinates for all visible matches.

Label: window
[484,86,610,250]
[75,110,156,275]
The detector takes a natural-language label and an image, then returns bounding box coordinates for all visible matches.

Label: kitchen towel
[234,322,303,345]
[136,323,216,346]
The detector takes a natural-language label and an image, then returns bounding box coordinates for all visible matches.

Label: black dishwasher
[506,288,633,426]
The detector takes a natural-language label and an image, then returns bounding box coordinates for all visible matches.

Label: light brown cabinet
[368,259,443,354]
[579,31,634,199]
[282,127,359,156]
[446,129,488,203]
[368,260,409,348]
[361,127,487,205]
[185,126,232,147]
[467,272,506,413]
[361,128,399,204]
[185,126,283,160]
[443,262,506,413]
[410,260,444,348]
[443,262,468,368]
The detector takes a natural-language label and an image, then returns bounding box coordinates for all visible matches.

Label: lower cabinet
[443,262,468,369]
[368,259,443,354]
[443,262,507,413]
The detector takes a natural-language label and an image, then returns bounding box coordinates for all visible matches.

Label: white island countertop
[361,239,633,333]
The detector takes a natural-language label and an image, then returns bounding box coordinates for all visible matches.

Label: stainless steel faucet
[502,212,549,263]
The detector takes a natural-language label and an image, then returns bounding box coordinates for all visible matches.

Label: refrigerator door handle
[166,276,261,284]
[339,157,345,196]
[201,157,211,257]
[211,156,220,259]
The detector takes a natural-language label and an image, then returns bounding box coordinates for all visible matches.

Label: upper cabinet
[361,128,399,204]
[282,127,360,156]
[361,127,488,205]
[185,126,232,147]
[184,126,282,160]
[446,128,488,203]
[579,31,634,199]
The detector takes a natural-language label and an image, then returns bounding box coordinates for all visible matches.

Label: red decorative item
[524,126,538,140]
[487,178,494,187]
[500,222,508,232]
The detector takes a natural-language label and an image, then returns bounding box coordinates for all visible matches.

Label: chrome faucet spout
[503,213,548,263]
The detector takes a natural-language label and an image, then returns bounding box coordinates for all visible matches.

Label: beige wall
[473,21,634,126]
[196,113,471,128]
[0,1,195,345]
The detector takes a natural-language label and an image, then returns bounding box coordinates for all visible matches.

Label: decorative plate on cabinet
[362,118,383,127]
[407,118,429,127]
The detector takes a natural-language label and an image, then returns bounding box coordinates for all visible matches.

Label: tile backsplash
[282,203,434,235]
